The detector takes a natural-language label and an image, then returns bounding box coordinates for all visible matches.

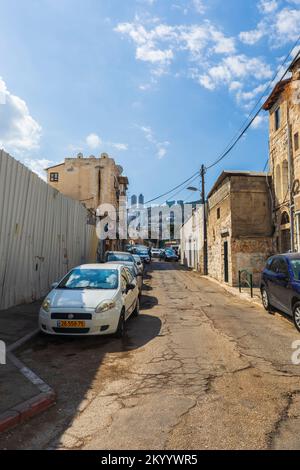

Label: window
[282,161,288,200]
[275,107,281,131]
[270,257,288,275]
[58,268,119,290]
[295,132,299,152]
[275,164,282,201]
[50,172,59,182]
[281,211,290,226]
[217,208,221,219]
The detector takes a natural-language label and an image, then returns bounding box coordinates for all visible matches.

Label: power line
[206,40,300,171]
[144,171,199,205]
[144,38,300,204]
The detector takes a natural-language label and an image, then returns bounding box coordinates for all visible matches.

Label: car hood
[48,289,117,309]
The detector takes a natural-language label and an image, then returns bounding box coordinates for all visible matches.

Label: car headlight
[42,298,51,312]
[95,300,116,313]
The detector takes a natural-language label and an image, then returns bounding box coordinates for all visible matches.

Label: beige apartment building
[46,152,129,258]
[263,55,300,253]
[46,152,128,211]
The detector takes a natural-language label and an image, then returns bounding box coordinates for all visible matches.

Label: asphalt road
[2,261,300,450]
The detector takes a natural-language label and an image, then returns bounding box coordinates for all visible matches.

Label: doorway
[224,241,229,283]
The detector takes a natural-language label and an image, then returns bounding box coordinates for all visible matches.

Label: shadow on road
[0,272,161,450]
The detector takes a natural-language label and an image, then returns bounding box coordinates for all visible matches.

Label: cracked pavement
[1,261,300,450]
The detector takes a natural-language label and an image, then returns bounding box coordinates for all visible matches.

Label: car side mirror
[51,282,59,289]
[126,283,135,292]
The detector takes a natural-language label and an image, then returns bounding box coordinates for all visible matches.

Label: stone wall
[208,180,232,284]
[231,238,273,287]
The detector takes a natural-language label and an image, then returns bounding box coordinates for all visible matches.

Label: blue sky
[0,0,299,202]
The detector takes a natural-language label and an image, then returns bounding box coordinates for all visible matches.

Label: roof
[77,263,123,270]
[208,171,269,199]
[289,55,300,72]
[272,253,300,260]
[262,79,291,111]
[45,162,64,171]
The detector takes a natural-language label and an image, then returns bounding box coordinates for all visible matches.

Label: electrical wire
[206,42,300,171]
[144,38,300,204]
[144,171,199,205]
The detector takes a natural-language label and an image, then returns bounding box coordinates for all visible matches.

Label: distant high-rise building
[131,194,137,206]
[138,194,144,206]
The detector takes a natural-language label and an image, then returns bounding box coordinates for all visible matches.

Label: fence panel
[0,150,95,310]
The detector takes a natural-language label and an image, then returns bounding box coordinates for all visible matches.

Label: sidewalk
[190,271,263,308]
[0,300,56,433]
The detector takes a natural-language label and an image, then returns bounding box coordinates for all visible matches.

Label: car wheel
[133,297,140,317]
[293,302,300,333]
[261,287,273,313]
[115,311,126,338]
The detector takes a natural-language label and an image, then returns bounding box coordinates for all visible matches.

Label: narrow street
[1,261,300,450]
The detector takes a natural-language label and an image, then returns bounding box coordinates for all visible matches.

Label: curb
[0,391,56,433]
[205,276,263,308]
[0,334,56,434]
[8,328,40,353]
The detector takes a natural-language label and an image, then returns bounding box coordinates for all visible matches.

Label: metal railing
[238,270,253,298]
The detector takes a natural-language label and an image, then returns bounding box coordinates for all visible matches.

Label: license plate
[57,320,86,328]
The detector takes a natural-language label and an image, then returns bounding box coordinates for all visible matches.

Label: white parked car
[133,254,144,274]
[39,264,140,338]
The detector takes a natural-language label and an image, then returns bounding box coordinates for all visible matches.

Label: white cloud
[85,133,128,152]
[24,158,55,181]
[139,125,170,159]
[240,1,300,46]
[110,143,128,151]
[115,19,236,78]
[258,0,278,14]
[251,114,268,129]
[192,0,206,14]
[198,55,272,93]
[275,8,300,40]
[0,77,42,154]
[86,133,102,149]
[239,25,265,45]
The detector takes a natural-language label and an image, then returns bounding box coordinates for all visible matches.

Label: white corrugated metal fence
[0,150,95,310]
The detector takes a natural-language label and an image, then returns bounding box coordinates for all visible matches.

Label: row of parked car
[126,245,179,262]
[39,250,149,339]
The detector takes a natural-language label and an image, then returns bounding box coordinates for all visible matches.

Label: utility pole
[201,165,208,275]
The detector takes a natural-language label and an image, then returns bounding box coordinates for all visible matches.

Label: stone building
[46,152,128,211]
[207,171,273,286]
[46,153,129,258]
[263,56,300,253]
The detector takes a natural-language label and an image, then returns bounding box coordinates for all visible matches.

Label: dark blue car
[261,253,300,332]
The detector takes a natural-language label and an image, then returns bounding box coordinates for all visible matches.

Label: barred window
[50,172,59,182]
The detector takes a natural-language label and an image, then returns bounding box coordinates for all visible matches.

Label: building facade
[46,152,128,212]
[180,206,204,271]
[46,153,129,258]
[263,56,300,253]
[207,172,273,286]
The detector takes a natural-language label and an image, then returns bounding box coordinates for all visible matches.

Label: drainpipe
[287,107,295,252]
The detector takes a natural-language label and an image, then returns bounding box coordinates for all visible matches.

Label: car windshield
[290,260,300,281]
[137,250,148,255]
[107,253,133,262]
[58,268,119,290]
